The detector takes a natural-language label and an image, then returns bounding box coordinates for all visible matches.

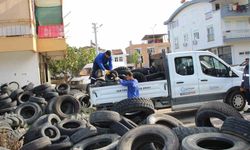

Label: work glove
[105,70,111,75]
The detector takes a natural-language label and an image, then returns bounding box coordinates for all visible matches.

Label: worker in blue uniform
[91,50,113,84]
[241,58,250,112]
[119,71,139,99]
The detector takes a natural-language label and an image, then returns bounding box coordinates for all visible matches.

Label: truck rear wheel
[227,90,246,111]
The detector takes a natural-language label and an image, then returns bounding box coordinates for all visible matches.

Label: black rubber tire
[146,72,165,81]
[33,83,50,93]
[172,126,219,142]
[106,70,119,81]
[195,102,243,127]
[53,95,81,119]
[0,98,12,106]
[79,95,91,108]
[132,68,149,75]
[15,102,42,125]
[8,81,20,90]
[117,124,179,150]
[146,114,184,129]
[221,117,250,142]
[30,114,61,129]
[181,132,250,150]
[21,137,51,150]
[46,97,58,114]
[57,119,87,136]
[120,117,138,129]
[47,135,73,150]
[0,93,9,100]
[43,92,59,101]
[110,121,130,136]
[29,96,47,105]
[114,66,129,75]
[55,83,70,95]
[17,91,33,104]
[0,121,12,131]
[89,110,122,128]
[72,134,120,150]
[0,106,16,114]
[21,82,34,91]
[9,89,23,100]
[132,72,147,82]
[70,126,98,144]
[40,124,61,142]
[227,90,246,111]
[0,100,17,109]
[112,98,155,124]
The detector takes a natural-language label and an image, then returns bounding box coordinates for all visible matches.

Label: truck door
[197,55,233,101]
[170,53,200,110]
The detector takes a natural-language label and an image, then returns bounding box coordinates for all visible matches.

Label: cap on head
[105,50,111,57]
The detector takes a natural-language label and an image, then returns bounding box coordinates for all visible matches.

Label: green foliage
[132,51,140,64]
[49,46,96,78]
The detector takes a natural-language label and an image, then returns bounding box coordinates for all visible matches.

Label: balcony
[37,38,66,59]
[221,3,250,18]
[223,29,250,42]
[0,36,37,52]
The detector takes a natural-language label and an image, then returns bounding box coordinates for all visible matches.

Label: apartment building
[0,0,66,86]
[126,34,170,68]
[165,0,250,65]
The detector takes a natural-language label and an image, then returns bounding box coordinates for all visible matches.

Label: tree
[48,46,96,80]
[127,51,140,65]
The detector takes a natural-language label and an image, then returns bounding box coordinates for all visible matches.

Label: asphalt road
[156,108,250,127]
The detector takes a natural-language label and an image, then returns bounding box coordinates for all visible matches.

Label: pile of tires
[0,82,250,150]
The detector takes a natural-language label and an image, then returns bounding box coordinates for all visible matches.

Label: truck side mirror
[229,68,233,77]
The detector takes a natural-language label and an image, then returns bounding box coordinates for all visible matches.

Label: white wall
[169,2,224,52]
[112,54,127,69]
[0,51,40,87]
[231,41,250,65]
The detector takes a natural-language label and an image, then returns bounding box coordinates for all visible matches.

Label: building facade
[126,34,170,68]
[0,0,66,86]
[165,0,250,65]
[111,49,127,69]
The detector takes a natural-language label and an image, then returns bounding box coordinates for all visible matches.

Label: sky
[63,0,181,50]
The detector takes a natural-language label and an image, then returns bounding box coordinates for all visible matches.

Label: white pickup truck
[89,51,245,111]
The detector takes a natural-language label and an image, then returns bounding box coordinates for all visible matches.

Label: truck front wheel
[227,90,246,111]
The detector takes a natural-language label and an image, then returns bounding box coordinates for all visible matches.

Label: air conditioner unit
[192,40,198,45]
[183,43,188,47]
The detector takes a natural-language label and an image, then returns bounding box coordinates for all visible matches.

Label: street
[157,108,250,127]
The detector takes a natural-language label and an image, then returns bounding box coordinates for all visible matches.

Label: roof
[142,34,166,40]
[164,0,210,25]
[112,49,123,55]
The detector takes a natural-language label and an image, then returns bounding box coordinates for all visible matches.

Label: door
[198,55,233,101]
[170,53,200,110]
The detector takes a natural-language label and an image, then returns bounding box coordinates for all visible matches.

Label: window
[183,34,188,47]
[168,20,179,29]
[207,26,214,42]
[119,57,123,62]
[193,32,199,40]
[205,11,213,20]
[174,37,179,49]
[175,57,194,76]
[135,48,141,54]
[147,47,155,54]
[115,57,118,62]
[199,55,229,77]
[215,3,220,10]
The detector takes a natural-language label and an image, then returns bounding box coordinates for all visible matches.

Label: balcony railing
[221,3,250,17]
[223,29,250,42]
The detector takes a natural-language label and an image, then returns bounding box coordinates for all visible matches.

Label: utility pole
[92,23,102,55]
